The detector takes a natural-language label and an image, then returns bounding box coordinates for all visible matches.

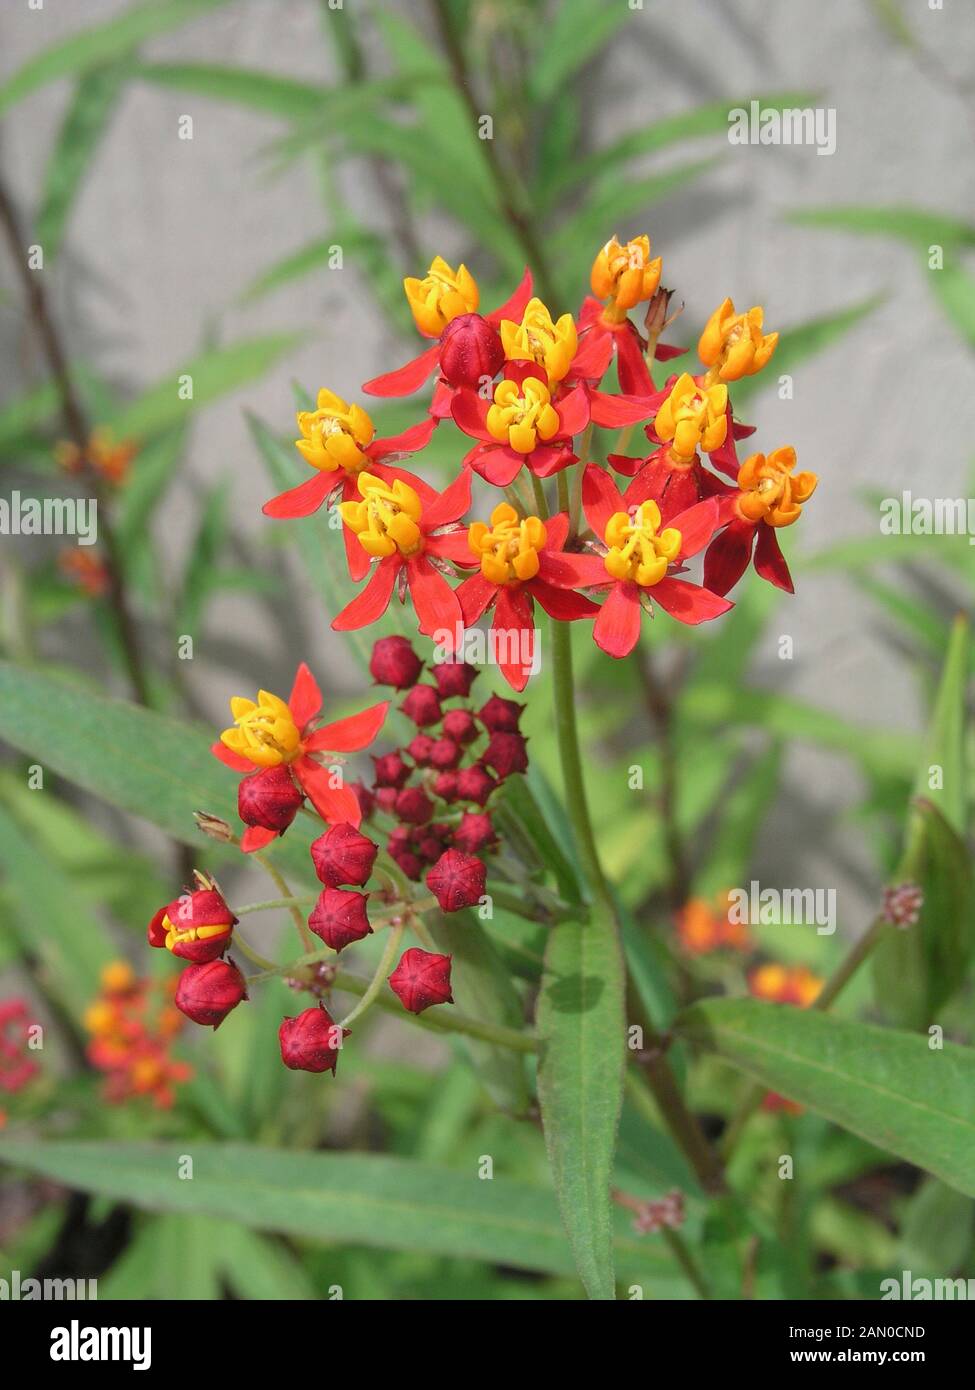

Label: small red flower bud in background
[374,786,399,815]
[389,947,454,1013]
[432,771,459,802]
[407,733,436,766]
[369,635,423,690]
[415,830,447,864]
[175,960,248,1028]
[395,786,434,824]
[402,684,442,727]
[442,709,478,745]
[147,878,236,963]
[454,811,495,854]
[438,312,504,390]
[477,694,524,732]
[426,848,487,912]
[238,765,304,834]
[456,764,497,805]
[373,751,412,788]
[431,658,479,700]
[308,888,372,951]
[429,737,463,771]
[482,731,529,779]
[311,822,378,887]
[349,781,375,820]
[882,882,923,928]
[279,1005,349,1074]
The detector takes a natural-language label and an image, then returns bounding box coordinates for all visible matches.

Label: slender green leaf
[913,614,969,833]
[135,62,326,120]
[787,205,975,249]
[930,257,975,350]
[530,1,632,104]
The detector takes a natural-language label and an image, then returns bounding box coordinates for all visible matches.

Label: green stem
[232,934,279,973]
[254,853,315,953]
[236,895,319,916]
[338,923,405,1029]
[530,473,549,519]
[662,1228,711,1300]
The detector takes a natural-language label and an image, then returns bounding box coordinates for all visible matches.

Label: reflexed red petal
[605,452,647,478]
[289,661,322,731]
[423,468,471,530]
[582,462,624,539]
[332,554,400,631]
[407,555,463,644]
[430,380,455,419]
[577,295,603,329]
[543,511,569,553]
[593,581,643,658]
[554,385,591,438]
[703,519,756,597]
[305,700,390,752]
[369,416,438,459]
[588,390,657,428]
[529,443,576,479]
[450,389,494,442]
[651,576,734,625]
[362,345,440,397]
[568,329,614,384]
[457,572,498,625]
[754,523,794,593]
[295,758,363,827]
[616,326,655,395]
[668,498,720,560]
[504,359,547,390]
[262,471,333,519]
[655,342,688,361]
[487,266,533,324]
[530,578,599,620]
[426,529,479,566]
[343,520,371,581]
[212,741,251,772]
[241,825,277,853]
[493,587,534,691]
[469,444,524,487]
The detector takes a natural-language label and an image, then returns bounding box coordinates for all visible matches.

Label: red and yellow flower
[572,234,676,396]
[456,504,598,690]
[704,447,818,596]
[451,361,587,487]
[212,662,389,838]
[698,297,778,383]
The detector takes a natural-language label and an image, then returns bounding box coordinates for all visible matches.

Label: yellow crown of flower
[468,503,547,585]
[654,373,728,461]
[737,447,817,528]
[603,500,681,587]
[590,234,662,314]
[486,377,560,454]
[221,688,301,767]
[404,255,479,337]
[295,389,374,475]
[339,473,424,558]
[500,297,578,385]
[698,298,778,382]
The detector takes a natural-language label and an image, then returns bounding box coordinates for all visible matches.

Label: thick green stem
[338,923,405,1029]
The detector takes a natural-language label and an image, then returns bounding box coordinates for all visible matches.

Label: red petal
[616,326,655,395]
[423,468,471,530]
[211,741,251,772]
[362,345,440,397]
[504,359,547,390]
[450,389,494,442]
[530,578,599,620]
[554,385,590,438]
[305,698,390,752]
[407,555,463,644]
[426,529,478,566]
[540,550,609,589]
[543,511,570,553]
[529,443,576,479]
[582,462,624,540]
[289,661,322,731]
[487,266,533,324]
[577,296,603,330]
[469,444,524,487]
[295,758,363,827]
[593,581,643,658]
[703,519,756,597]
[457,572,498,625]
[651,576,733,624]
[568,329,614,384]
[754,524,794,594]
[606,452,648,478]
[262,471,333,519]
[430,380,455,419]
[332,554,400,631]
[241,825,277,853]
[668,498,720,560]
[343,519,371,582]
[493,587,535,691]
[655,342,688,361]
[587,390,657,428]
[369,415,438,460]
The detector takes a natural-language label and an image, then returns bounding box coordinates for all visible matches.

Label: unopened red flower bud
[431,658,479,700]
[311,822,378,887]
[429,737,463,771]
[442,709,478,745]
[455,764,497,805]
[147,883,236,963]
[175,959,247,1029]
[238,765,304,833]
[482,731,529,779]
[432,770,459,802]
[408,733,436,766]
[395,786,434,824]
[369,635,423,690]
[416,831,447,864]
[308,888,372,952]
[278,1004,349,1074]
[426,848,487,912]
[349,780,375,820]
[374,786,399,815]
[477,694,524,732]
[438,312,504,390]
[402,684,442,727]
[454,811,495,854]
[390,846,423,880]
[388,947,454,1013]
[372,751,412,788]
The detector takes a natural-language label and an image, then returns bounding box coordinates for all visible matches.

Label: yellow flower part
[83,1000,118,1037]
[698,298,778,382]
[791,966,823,1008]
[653,373,728,461]
[499,297,578,385]
[295,389,374,475]
[158,916,231,953]
[603,500,681,587]
[339,473,424,558]
[737,447,817,528]
[590,234,662,315]
[220,688,302,767]
[486,377,560,454]
[404,255,479,337]
[749,962,791,1001]
[100,961,135,995]
[468,503,547,585]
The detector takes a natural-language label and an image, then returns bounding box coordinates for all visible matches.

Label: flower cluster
[83,961,191,1109]
[55,427,137,487]
[261,237,817,682]
[0,997,39,1096]
[676,891,752,955]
